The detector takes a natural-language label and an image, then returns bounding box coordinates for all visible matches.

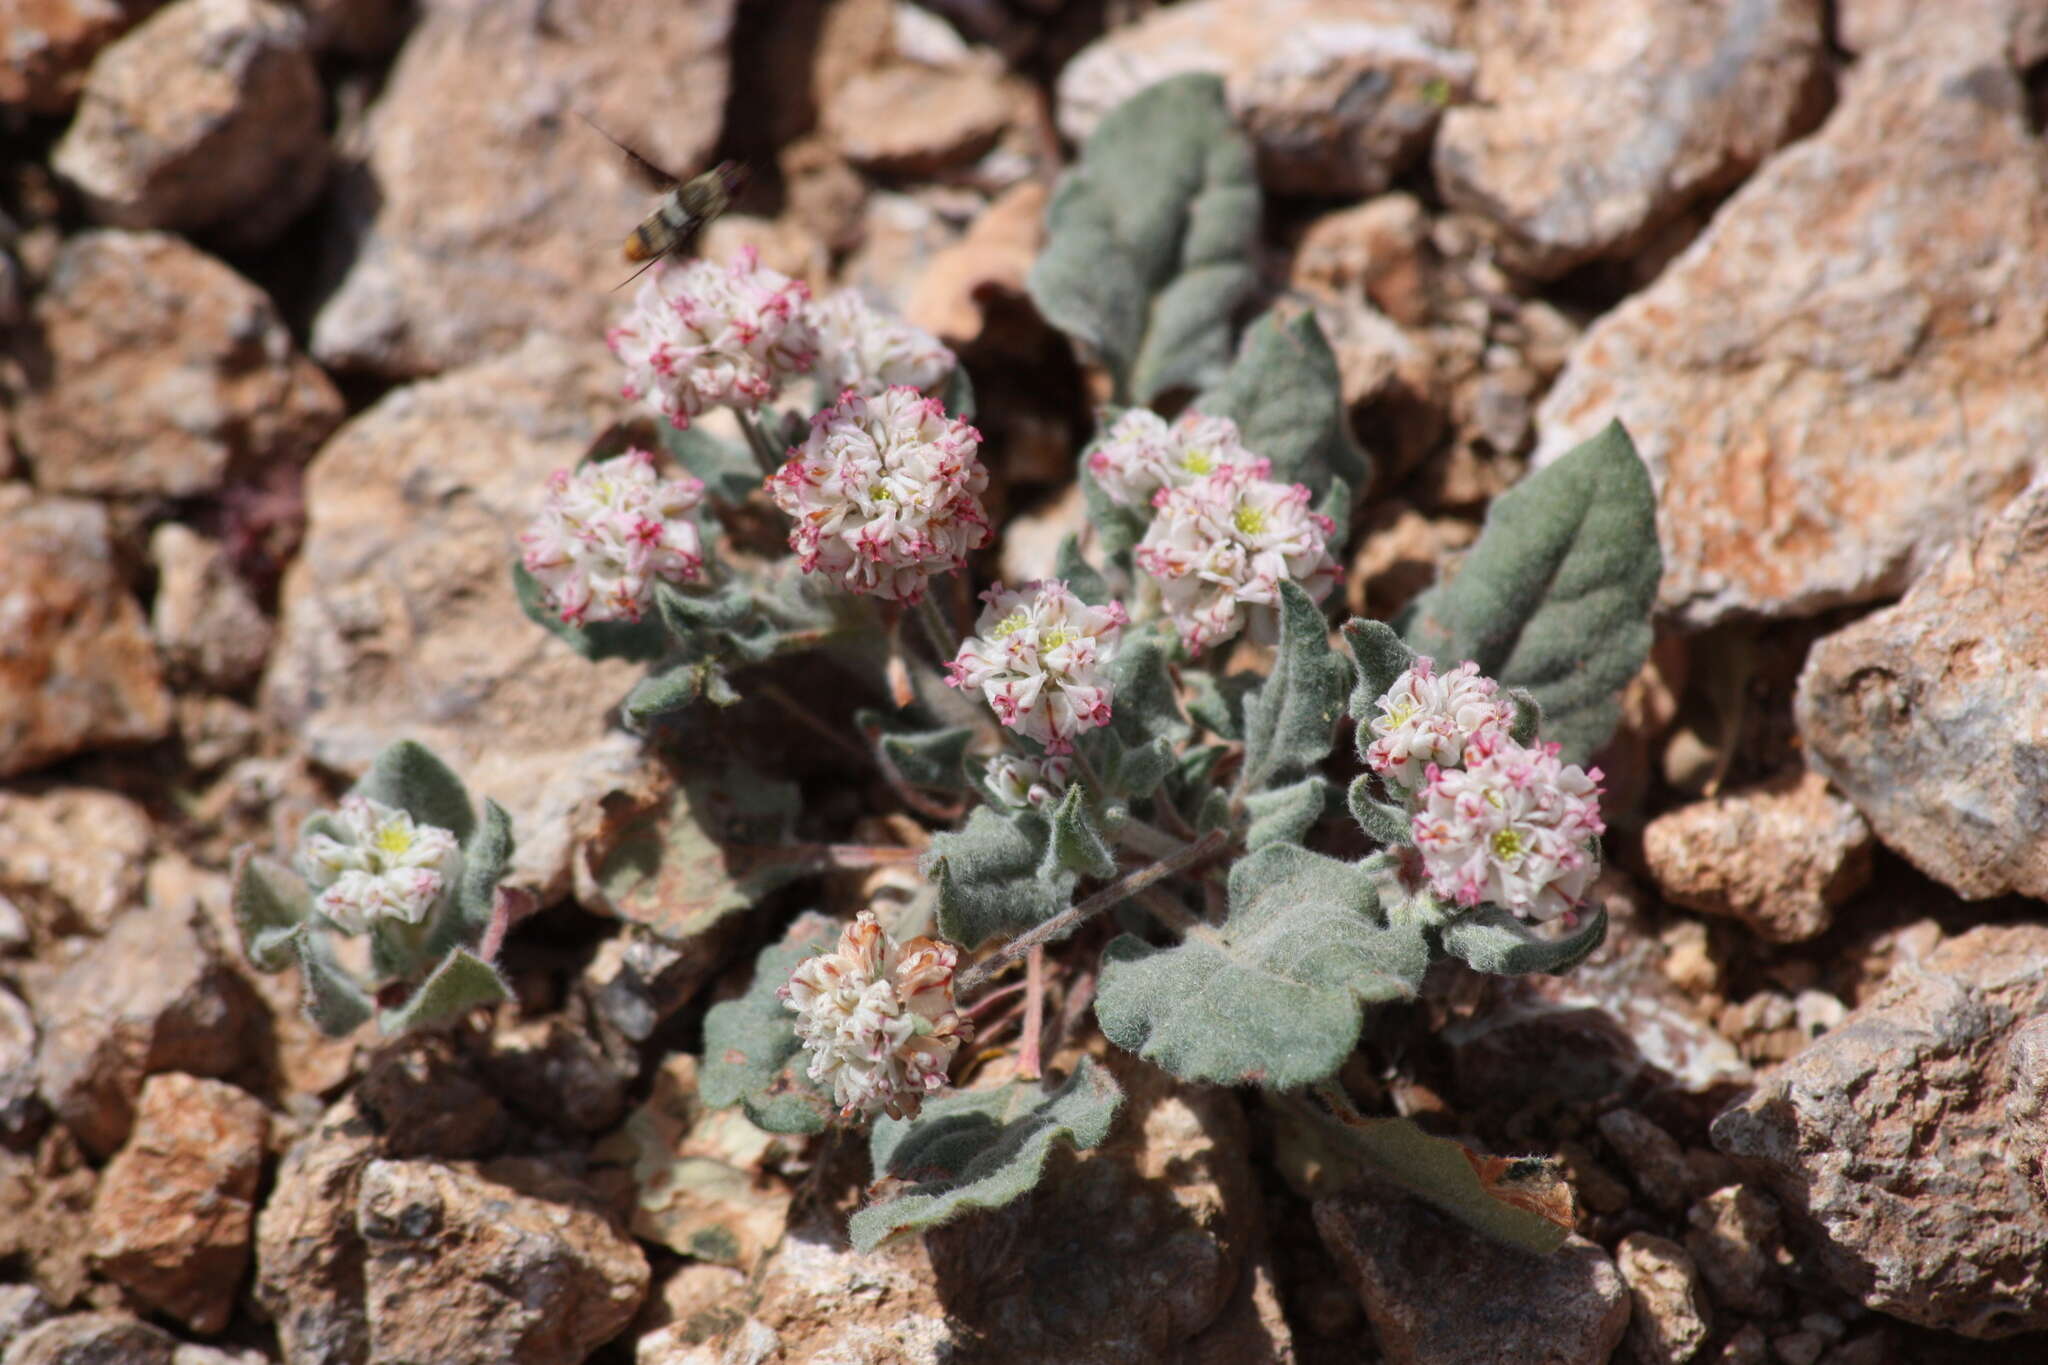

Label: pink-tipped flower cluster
[607,246,817,428]
[1364,657,1516,792]
[811,290,955,398]
[296,796,460,936]
[767,386,991,603]
[1133,461,1340,653]
[945,580,1126,754]
[518,449,706,625]
[1412,728,1606,923]
[779,910,972,1120]
[1087,408,1256,508]
[983,752,1073,810]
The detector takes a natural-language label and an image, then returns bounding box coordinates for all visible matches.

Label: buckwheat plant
[522,75,1664,1259]
[231,741,517,1036]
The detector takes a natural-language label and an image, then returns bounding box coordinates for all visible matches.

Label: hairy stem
[956,827,1229,996]
[912,591,959,666]
[735,410,784,479]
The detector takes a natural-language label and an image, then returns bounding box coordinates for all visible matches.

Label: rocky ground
[3,0,2048,1362]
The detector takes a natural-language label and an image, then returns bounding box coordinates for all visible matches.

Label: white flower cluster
[1133,461,1340,653]
[1087,408,1257,508]
[1414,731,1606,922]
[518,449,707,625]
[607,246,818,428]
[296,796,460,935]
[767,386,991,603]
[945,580,1126,754]
[811,290,955,398]
[983,752,1073,809]
[780,910,971,1120]
[1363,657,1516,792]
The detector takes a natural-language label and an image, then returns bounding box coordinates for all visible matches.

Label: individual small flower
[779,910,972,1120]
[944,580,1126,753]
[296,796,461,936]
[518,448,707,625]
[983,752,1074,809]
[811,289,955,397]
[767,386,991,603]
[1365,657,1518,793]
[1412,730,1606,922]
[607,246,818,428]
[1086,408,1257,508]
[1133,461,1340,653]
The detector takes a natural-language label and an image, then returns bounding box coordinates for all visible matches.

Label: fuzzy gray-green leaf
[929,807,1074,949]
[295,932,372,1038]
[1094,844,1428,1088]
[1054,533,1111,605]
[623,665,708,722]
[1101,734,1175,800]
[1026,74,1260,404]
[1196,309,1365,496]
[1342,618,1417,752]
[850,1057,1124,1251]
[701,911,835,1135]
[381,948,511,1033]
[1401,420,1658,762]
[1044,785,1117,879]
[1244,777,1327,851]
[1347,775,1412,847]
[355,740,476,845]
[234,855,309,973]
[941,363,976,421]
[661,423,760,505]
[1239,581,1350,793]
[1437,903,1609,977]
[1106,636,1190,748]
[859,712,975,794]
[453,799,513,934]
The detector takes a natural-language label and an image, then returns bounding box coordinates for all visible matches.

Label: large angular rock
[1,1311,179,1365]
[261,335,656,897]
[1795,479,2048,901]
[0,986,35,1137]
[0,787,153,943]
[87,1073,269,1333]
[1434,0,1825,279]
[1315,1189,1631,1364]
[150,523,274,692]
[310,0,736,377]
[0,488,171,778]
[52,0,328,245]
[10,231,342,498]
[355,1159,648,1365]
[1711,924,2048,1337]
[30,894,260,1157]
[1534,24,2048,627]
[1642,772,1873,942]
[0,1130,99,1309]
[1615,1233,1711,1365]
[253,1098,378,1365]
[0,0,138,114]
[1056,0,1474,197]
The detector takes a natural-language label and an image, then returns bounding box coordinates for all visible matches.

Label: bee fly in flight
[581,114,745,289]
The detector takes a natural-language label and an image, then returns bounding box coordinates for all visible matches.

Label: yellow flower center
[991,610,1032,639]
[374,825,414,859]
[1491,828,1523,860]
[1041,627,1076,651]
[868,484,893,501]
[1182,449,1214,475]
[1385,698,1419,728]
[1234,505,1266,536]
